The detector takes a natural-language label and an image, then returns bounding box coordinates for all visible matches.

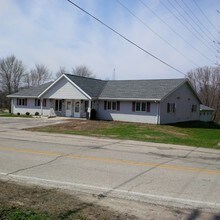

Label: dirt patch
[0,180,134,220]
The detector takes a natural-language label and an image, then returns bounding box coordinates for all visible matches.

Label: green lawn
[0,112,32,118]
[0,207,51,220]
[29,120,220,149]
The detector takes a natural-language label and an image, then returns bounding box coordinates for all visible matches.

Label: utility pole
[113,68,116,80]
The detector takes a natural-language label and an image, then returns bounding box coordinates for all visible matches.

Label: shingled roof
[65,74,107,98]
[7,81,53,98]
[8,75,194,101]
[99,78,187,100]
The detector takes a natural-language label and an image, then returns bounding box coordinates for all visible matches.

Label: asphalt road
[0,117,220,212]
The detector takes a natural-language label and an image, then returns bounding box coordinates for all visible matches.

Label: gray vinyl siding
[160,83,200,124]
[41,77,88,100]
[12,98,50,116]
[97,101,159,124]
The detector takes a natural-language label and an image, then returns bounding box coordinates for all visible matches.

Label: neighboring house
[200,104,215,122]
[7,74,201,124]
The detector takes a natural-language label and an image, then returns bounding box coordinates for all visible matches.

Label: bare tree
[0,55,25,94]
[24,64,52,87]
[72,65,95,78]
[187,66,220,120]
[56,66,68,78]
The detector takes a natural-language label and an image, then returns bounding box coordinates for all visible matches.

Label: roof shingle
[99,78,186,100]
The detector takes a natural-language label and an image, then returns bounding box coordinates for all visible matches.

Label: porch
[49,99,90,118]
[50,99,91,118]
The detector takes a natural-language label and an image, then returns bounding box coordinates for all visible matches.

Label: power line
[166,0,217,55]
[115,0,199,68]
[180,0,220,49]
[192,0,220,35]
[65,0,186,76]
[174,0,219,51]
[161,0,217,56]
[137,0,215,63]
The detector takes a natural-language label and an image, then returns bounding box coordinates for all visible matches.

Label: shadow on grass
[170,121,220,129]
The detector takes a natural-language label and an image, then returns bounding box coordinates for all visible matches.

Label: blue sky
[0,0,219,80]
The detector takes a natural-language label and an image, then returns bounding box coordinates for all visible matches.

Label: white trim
[38,74,91,100]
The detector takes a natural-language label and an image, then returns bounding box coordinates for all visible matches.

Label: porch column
[40,99,43,116]
[87,100,92,119]
[10,99,13,114]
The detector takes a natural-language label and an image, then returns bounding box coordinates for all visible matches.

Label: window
[104,101,120,111]
[132,102,150,112]
[35,99,46,107]
[141,103,146,111]
[17,98,27,106]
[136,102,141,111]
[55,100,62,111]
[75,101,80,113]
[167,103,175,113]
[191,104,197,112]
[35,99,40,106]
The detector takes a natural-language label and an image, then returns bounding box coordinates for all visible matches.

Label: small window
[112,101,116,110]
[167,103,175,113]
[104,101,120,111]
[136,102,141,111]
[55,100,62,111]
[132,102,150,112]
[141,103,146,111]
[107,101,112,110]
[35,99,40,107]
[191,104,197,112]
[17,98,27,106]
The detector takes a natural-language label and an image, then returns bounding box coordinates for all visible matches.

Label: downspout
[156,101,160,125]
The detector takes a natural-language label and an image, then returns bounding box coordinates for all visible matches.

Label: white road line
[0,171,219,209]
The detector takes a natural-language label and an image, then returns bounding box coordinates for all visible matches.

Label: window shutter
[147,102,150,112]
[132,102,135,112]
[117,101,120,111]
[104,101,107,110]
[17,98,19,106]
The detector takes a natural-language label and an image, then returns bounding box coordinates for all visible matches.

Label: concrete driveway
[0,117,70,131]
[0,117,220,216]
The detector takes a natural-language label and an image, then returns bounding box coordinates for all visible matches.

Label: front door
[65,100,72,117]
[74,100,80,118]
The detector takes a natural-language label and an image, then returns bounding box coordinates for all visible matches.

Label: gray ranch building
[8,74,202,124]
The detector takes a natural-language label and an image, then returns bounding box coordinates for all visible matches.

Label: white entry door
[74,100,81,118]
[65,100,72,117]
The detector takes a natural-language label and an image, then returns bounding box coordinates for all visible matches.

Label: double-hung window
[35,99,47,107]
[167,103,176,113]
[104,101,120,111]
[132,102,150,112]
[35,99,41,107]
[191,104,197,112]
[17,98,27,106]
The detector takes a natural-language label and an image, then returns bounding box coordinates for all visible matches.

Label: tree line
[0,54,219,122]
[0,55,94,110]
